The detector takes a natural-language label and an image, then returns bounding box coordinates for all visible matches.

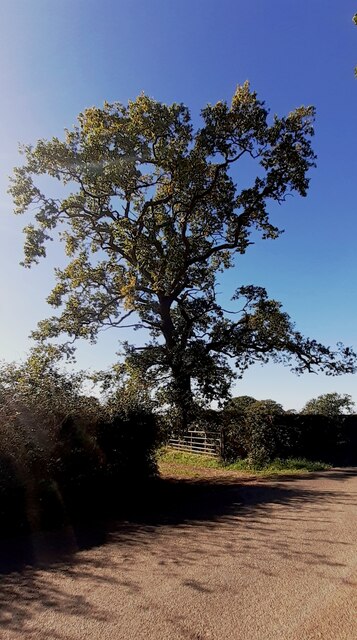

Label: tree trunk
[171,363,195,430]
[158,294,195,431]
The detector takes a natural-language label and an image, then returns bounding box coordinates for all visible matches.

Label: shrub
[0,357,159,536]
[221,399,287,466]
[221,410,357,467]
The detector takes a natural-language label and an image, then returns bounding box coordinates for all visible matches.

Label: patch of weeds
[158,448,330,476]
[158,448,221,469]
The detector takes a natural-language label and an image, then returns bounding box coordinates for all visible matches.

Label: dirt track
[0,469,356,639]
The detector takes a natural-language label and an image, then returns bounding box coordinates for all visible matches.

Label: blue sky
[0,0,356,409]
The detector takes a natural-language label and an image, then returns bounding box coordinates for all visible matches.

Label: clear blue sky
[0,0,356,409]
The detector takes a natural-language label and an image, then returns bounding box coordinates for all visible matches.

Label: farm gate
[168,430,221,458]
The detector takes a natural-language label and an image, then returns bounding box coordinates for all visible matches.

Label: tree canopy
[225,396,285,416]
[301,393,355,417]
[246,399,285,416]
[224,395,257,414]
[9,84,356,423]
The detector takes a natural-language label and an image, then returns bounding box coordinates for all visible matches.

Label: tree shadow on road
[0,468,355,637]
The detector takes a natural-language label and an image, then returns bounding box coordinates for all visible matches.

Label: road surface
[0,469,356,639]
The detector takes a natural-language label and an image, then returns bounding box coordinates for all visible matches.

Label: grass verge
[158,448,330,477]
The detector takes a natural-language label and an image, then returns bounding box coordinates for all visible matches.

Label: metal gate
[168,430,221,458]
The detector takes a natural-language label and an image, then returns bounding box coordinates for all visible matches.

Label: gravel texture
[0,468,356,639]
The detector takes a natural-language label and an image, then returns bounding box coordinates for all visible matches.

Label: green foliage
[257,458,329,473]
[224,395,257,414]
[221,410,357,467]
[221,397,286,464]
[301,392,355,417]
[9,86,356,420]
[158,448,221,469]
[0,351,89,415]
[239,400,286,466]
[0,357,158,535]
[159,448,329,474]
[246,399,285,415]
[0,354,91,493]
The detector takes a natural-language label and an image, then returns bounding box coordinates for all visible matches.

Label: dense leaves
[301,392,355,417]
[222,396,286,465]
[0,357,158,535]
[221,395,357,466]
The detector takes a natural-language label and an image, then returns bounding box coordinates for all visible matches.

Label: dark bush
[0,360,159,536]
[0,455,29,536]
[221,400,287,466]
[97,408,158,482]
[221,411,357,466]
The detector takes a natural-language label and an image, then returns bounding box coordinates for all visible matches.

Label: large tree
[9,84,356,424]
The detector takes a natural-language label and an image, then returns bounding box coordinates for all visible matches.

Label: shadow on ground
[0,468,355,574]
[0,468,356,637]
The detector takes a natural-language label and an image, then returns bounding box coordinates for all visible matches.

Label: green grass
[158,448,222,468]
[158,448,330,475]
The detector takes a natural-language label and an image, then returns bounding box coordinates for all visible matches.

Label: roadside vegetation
[218,394,356,467]
[158,448,330,478]
[0,356,355,538]
[0,356,159,538]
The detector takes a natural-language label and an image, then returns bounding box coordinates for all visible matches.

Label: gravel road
[0,469,356,640]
